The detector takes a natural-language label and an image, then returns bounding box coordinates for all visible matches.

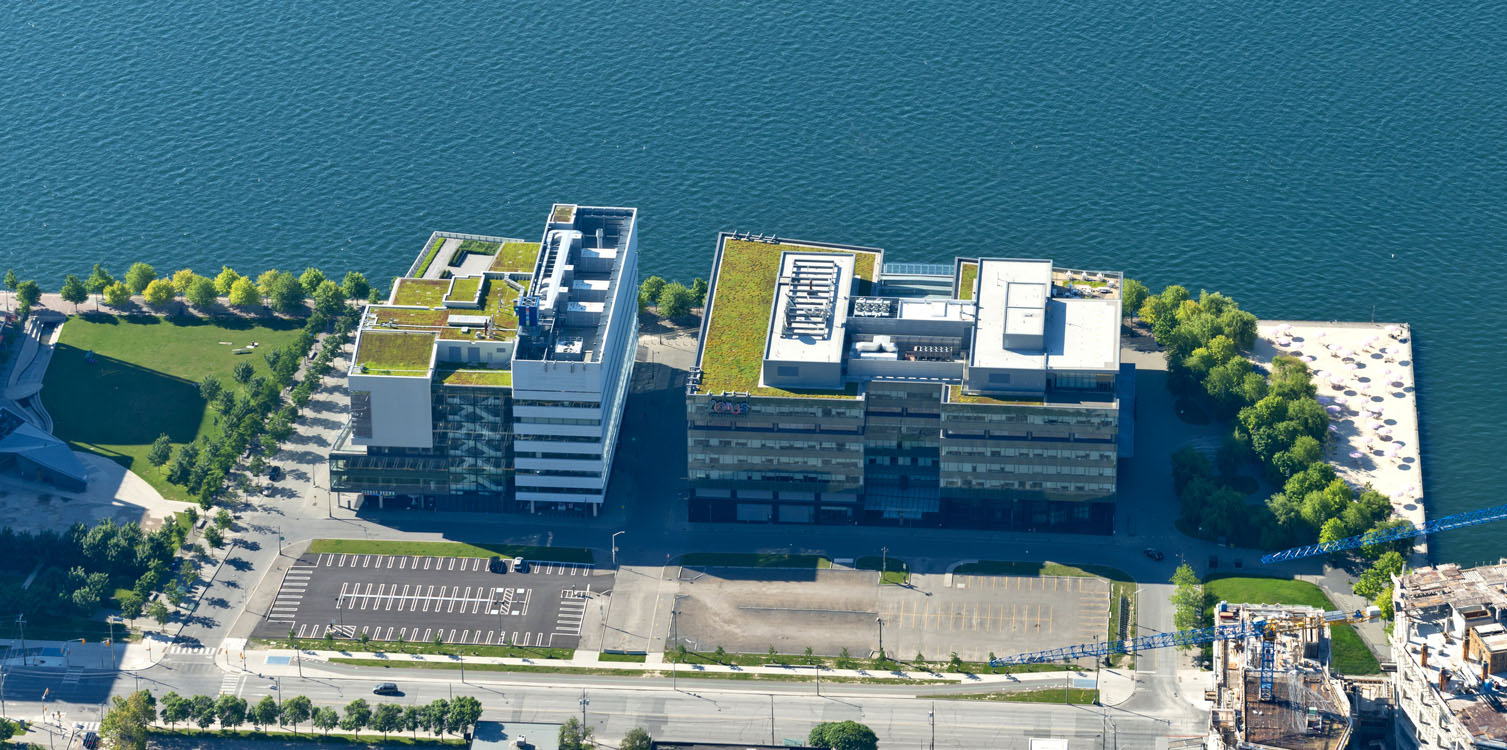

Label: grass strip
[253,637,572,661]
[856,555,910,585]
[940,688,1099,704]
[599,652,648,663]
[306,539,592,563]
[328,658,953,685]
[679,552,831,568]
[414,236,448,277]
[151,727,464,746]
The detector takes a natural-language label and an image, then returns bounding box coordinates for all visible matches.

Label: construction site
[1208,603,1357,750]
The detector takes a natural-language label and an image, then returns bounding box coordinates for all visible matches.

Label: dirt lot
[671,568,1109,663]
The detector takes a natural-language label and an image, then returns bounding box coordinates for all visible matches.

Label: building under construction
[1208,602,1356,750]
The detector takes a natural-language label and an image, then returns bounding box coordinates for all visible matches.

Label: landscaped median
[305,539,593,564]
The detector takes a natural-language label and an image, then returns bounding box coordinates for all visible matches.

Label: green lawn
[413,235,448,277]
[445,276,483,304]
[599,652,648,663]
[391,278,450,307]
[958,261,978,300]
[43,313,304,502]
[258,635,572,661]
[353,330,435,375]
[679,552,832,568]
[1205,576,1381,675]
[150,728,465,746]
[306,539,593,563]
[856,555,910,585]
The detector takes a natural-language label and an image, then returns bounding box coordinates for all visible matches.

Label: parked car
[372,682,400,696]
[267,465,283,481]
[1143,547,1164,561]
[510,557,528,573]
[82,732,99,750]
[488,556,506,573]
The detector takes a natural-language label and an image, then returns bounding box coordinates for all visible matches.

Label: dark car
[488,556,506,573]
[373,682,400,696]
[1143,547,1164,561]
[82,732,99,750]
[267,465,283,481]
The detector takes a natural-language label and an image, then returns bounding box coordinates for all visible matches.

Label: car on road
[82,732,99,750]
[510,557,528,573]
[373,682,400,696]
[268,465,283,481]
[1143,547,1164,561]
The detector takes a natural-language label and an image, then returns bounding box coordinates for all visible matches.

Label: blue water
[3,2,1504,565]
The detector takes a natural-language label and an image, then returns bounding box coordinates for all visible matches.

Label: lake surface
[3,1,1503,564]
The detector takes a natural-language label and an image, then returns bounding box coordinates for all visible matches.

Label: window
[777,366,799,377]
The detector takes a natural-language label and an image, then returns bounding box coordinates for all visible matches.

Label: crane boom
[1261,501,1507,564]
[989,606,1380,669]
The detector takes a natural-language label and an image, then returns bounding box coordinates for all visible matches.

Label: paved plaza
[252,552,612,649]
[1253,320,1423,528]
[671,568,1109,663]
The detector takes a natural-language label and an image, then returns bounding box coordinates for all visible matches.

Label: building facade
[1392,562,1507,749]
[685,234,1131,532]
[329,204,638,515]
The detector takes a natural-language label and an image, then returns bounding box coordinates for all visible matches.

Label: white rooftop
[764,252,853,367]
[971,258,1120,373]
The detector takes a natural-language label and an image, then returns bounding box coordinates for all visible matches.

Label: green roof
[482,279,524,330]
[946,385,1041,405]
[696,239,878,399]
[489,242,542,274]
[446,276,483,304]
[391,278,450,307]
[551,205,575,223]
[437,367,513,387]
[355,330,435,376]
[958,261,978,301]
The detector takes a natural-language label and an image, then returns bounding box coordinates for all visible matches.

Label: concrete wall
[349,372,434,449]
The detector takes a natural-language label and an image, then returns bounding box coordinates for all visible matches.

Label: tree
[639,276,666,307]
[558,717,594,750]
[299,267,327,295]
[143,278,176,308]
[657,281,693,319]
[1377,585,1395,620]
[124,262,157,294]
[159,692,190,728]
[189,694,216,729]
[371,703,402,739]
[148,600,170,625]
[447,696,482,736]
[147,433,173,466]
[100,690,156,750]
[186,276,218,310]
[200,375,224,403]
[233,360,255,385]
[213,266,241,295]
[402,706,424,738]
[103,281,132,307]
[341,271,370,301]
[228,277,261,309]
[1354,551,1406,599]
[1,270,15,308]
[249,695,280,730]
[313,279,346,314]
[621,727,653,750]
[280,695,314,734]
[423,699,450,736]
[15,279,41,312]
[312,707,339,736]
[807,720,879,750]
[1170,563,1204,638]
[203,525,224,548]
[0,718,18,742]
[170,268,196,295]
[215,508,233,529]
[690,277,708,306]
[258,270,305,313]
[341,698,372,736]
[86,263,115,304]
[1121,278,1150,318]
[60,274,89,311]
[215,695,248,730]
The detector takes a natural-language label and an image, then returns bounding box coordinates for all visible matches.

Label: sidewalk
[0,633,170,672]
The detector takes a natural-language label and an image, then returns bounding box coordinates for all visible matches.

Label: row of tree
[638,275,707,320]
[3,263,373,317]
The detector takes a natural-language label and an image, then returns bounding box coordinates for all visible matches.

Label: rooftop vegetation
[414,235,448,276]
[482,279,524,330]
[391,278,450,307]
[437,367,513,388]
[354,330,435,376]
[551,204,575,223]
[696,240,878,398]
[452,239,501,263]
[958,261,978,301]
[489,242,542,274]
[946,385,1042,405]
[445,276,483,304]
[369,306,450,327]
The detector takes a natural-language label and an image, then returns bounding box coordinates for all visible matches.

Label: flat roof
[764,252,853,367]
[353,330,435,376]
[971,258,1120,373]
[693,234,879,398]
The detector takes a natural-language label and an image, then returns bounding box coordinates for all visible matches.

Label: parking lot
[253,552,613,649]
[672,568,1109,663]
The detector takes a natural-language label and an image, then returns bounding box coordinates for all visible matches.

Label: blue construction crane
[1261,501,1507,564]
[990,605,1381,702]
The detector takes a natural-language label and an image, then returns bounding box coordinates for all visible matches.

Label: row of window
[515,416,602,426]
[944,412,1115,427]
[515,485,605,496]
[940,462,1115,476]
[515,451,603,461]
[514,399,602,409]
[515,433,602,444]
[690,438,857,451]
[941,447,1115,461]
[940,478,1115,492]
[691,470,859,483]
[690,454,861,468]
[517,469,602,478]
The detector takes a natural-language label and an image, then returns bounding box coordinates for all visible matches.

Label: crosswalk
[219,673,244,696]
[316,553,594,576]
[269,564,316,625]
[555,589,589,637]
[165,645,212,655]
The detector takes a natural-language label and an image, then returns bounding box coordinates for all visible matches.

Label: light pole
[670,606,681,691]
[578,689,589,729]
[611,531,624,566]
[929,702,935,750]
[876,616,884,660]
[16,614,27,667]
[880,546,888,586]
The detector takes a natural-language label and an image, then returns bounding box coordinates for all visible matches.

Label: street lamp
[611,531,624,566]
[928,703,935,750]
[578,689,589,728]
[876,616,884,659]
[880,546,888,586]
